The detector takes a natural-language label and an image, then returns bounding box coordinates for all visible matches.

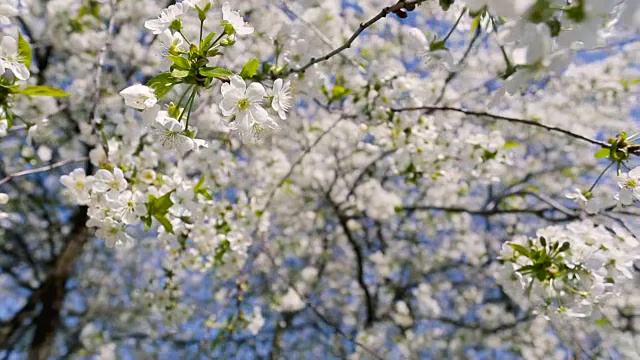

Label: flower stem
[182,87,198,130]
[588,161,615,193]
[442,7,467,43]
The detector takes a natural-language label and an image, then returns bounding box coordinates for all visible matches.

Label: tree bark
[28,208,88,360]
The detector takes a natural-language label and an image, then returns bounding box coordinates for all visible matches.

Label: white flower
[511,24,552,66]
[464,0,535,17]
[93,219,134,248]
[60,168,94,204]
[0,193,8,205]
[185,0,213,10]
[139,169,156,184]
[0,3,18,24]
[158,29,185,55]
[617,167,640,205]
[109,190,147,225]
[0,118,7,137]
[246,306,265,335]
[220,75,276,137]
[278,288,305,312]
[271,78,292,120]
[119,84,157,110]
[144,3,186,34]
[93,168,127,195]
[422,49,459,72]
[222,2,254,35]
[149,112,200,155]
[0,36,30,80]
[565,187,588,203]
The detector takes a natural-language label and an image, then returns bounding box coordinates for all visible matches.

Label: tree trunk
[28,208,88,360]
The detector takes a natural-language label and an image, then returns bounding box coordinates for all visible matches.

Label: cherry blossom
[222,2,254,35]
[0,36,29,80]
[119,84,158,110]
[144,3,187,34]
[0,0,638,358]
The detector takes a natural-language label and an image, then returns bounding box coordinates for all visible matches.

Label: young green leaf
[146,72,178,99]
[20,86,71,97]
[17,32,32,70]
[146,190,176,233]
[167,55,191,70]
[508,243,531,257]
[594,148,610,159]
[439,0,455,11]
[171,69,190,78]
[240,58,259,79]
[199,67,234,79]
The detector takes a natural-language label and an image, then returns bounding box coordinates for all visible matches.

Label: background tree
[0,0,638,359]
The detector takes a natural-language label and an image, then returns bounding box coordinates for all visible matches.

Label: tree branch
[390,105,610,147]
[0,158,88,187]
[282,0,430,76]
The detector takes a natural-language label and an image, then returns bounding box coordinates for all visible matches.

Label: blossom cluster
[1,0,639,357]
[498,220,638,317]
[119,1,292,146]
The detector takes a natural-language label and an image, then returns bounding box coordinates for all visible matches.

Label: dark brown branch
[328,198,376,327]
[282,0,429,76]
[27,208,89,360]
[390,106,610,147]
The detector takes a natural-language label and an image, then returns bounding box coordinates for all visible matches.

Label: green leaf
[167,55,191,70]
[146,72,178,99]
[508,243,531,257]
[527,0,554,23]
[200,31,217,51]
[142,215,152,231]
[239,58,259,79]
[154,214,174,234]
[171,69,190,78]
[330,85,352,101]
[594,148,610,159]
[470,15,481,35]
[481,149,497,162]
[214,240,230,263]
[429,40,447,51]
[439,0,455,11]
[20,86,71,97]
[146,190,176,233]
[152,191,174,214]
[515,264,537,274]
[17,32,32,70]
[503,141,520,149]
[565,1,585,23]
[620,78,640,91]
[199,67,234,79]
[194,176,213,200]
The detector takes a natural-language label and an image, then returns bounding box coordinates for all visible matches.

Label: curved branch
[390,106,610,147]
[282,0,429,76]
[0,158,88,187]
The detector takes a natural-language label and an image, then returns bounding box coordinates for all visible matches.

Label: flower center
[238,98,250,110]
[626,179,637,188]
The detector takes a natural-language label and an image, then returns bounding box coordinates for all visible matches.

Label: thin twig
[278,0,366,73]
[282,0,429,76]
[261,115,352,211]
[0,158,88,187]
[390,105,610,147]
[88,0,119,155]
